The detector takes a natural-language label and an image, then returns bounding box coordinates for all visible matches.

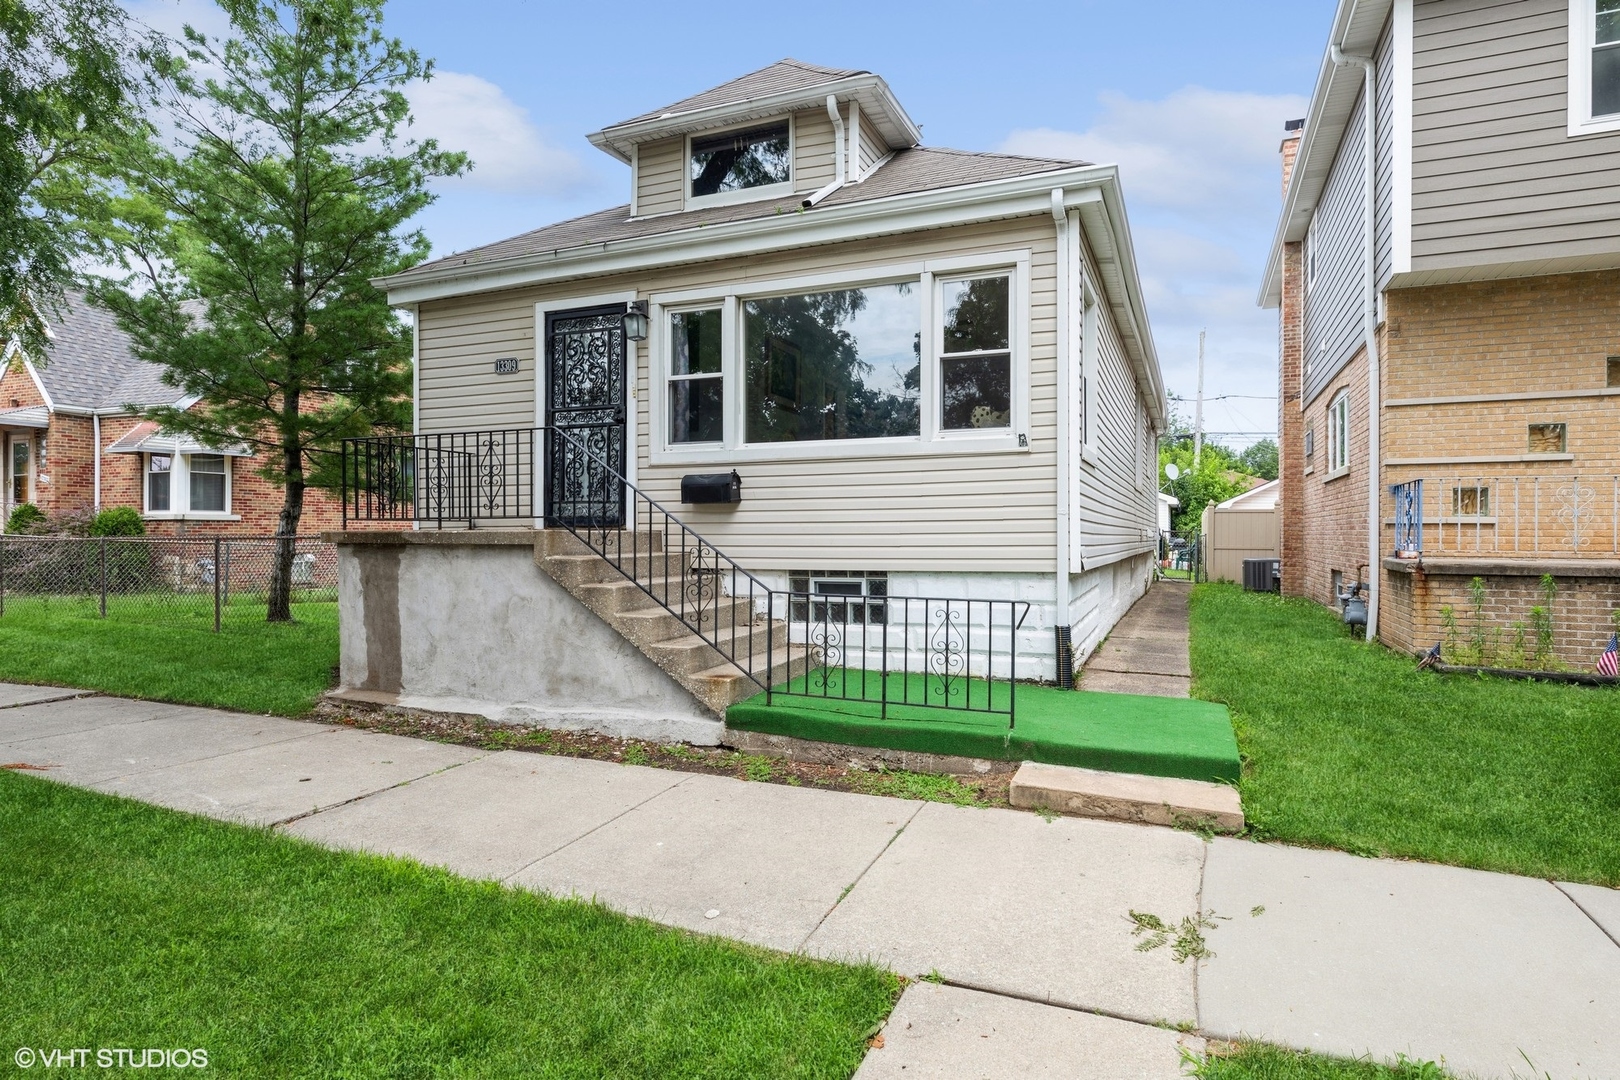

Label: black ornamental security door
[545,305,628,527]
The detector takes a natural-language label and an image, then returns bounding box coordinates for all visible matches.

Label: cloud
[1002,87,1307,215]
[1000,87,1307,445]
[406,72,590,196]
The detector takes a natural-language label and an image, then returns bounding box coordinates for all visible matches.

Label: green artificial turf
[0,769,898,1078]
[1196,1042,1447,1079]
[1189,583,1620,885]
[0,598,338,716]
[728,674,1240,783]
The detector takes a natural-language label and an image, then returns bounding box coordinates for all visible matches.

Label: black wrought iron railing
[342,427,539,528]
[341,425,1033,724]
[767,591,1030,726]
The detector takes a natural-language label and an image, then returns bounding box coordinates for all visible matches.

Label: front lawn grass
[0,769,898,1078]
[1195,1042,1446,1079]
[1189,583,1620,885]
[0,597,336,716]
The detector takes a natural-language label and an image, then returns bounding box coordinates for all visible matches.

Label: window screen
[148,454,171,512]
[189,454,226,512]
[690,122,790,198]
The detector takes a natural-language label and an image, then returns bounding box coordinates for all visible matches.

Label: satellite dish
[1164,463,1181,480]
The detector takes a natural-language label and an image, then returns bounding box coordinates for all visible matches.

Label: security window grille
[689,122,790,198]
[1452,485,1490,517]
[1327,392,1350,473]
[939,275,1012,431]
[787,570,888,625]
[1528,423,1567,454]
[189,454,227,512]
[148,454,171,512]
[669,309,723,444]
[1596,0,1620,116]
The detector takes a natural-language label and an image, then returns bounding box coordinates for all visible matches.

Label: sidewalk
[3,686,1617,1079]
[1081,581,1194,697]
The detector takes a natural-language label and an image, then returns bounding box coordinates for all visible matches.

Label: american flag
[1599,634,1619,679]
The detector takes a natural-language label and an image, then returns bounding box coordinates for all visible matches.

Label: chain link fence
[0,536,337,629]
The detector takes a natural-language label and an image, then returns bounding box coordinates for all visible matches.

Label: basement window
[1528,423,1567,454]
[1607,355,1620,386]
[787,570,888,626]
[1452,485,1491,517]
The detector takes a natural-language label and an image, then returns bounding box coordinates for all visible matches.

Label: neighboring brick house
[0,292,349,535]
[1263,0,1620,668]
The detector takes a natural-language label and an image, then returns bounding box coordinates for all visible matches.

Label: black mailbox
[681,471,742,504]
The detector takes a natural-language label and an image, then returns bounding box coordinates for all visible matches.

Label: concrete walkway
[4,689,1618,1079]
[1081,582,1194,697]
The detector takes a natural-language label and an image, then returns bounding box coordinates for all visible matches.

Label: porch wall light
[622,300,649,342]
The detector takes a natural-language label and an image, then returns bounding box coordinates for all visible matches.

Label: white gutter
[802,95,846,208]
[92,413,101,509]
[1331,42,1382,643]
[1051,188,1074,680]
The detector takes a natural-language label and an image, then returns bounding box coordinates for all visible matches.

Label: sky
[131,0,1339,449]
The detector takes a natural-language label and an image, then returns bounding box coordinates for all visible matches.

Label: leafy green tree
[0,0,148,354]
[1238,438,1279,481]
[1158,438,1250,533]
[93,0,466,620]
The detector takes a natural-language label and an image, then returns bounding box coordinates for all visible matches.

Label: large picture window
[690,122,791,200]
[669,309,723,444]
[938,275,1011,431]
[744,284,920,444]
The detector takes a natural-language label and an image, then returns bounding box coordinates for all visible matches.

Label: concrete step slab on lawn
[1010,761,1243,832]
[0,704,321,786]
[96,727,485,826]
[728,683,1239,784]
[509,773,924,954]
[1199,837,1620,1079]
[284,752,689,880]
[804,801,1205,1027]
[855,982,1202,1079]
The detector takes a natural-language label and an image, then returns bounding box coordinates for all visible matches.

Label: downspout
[1051,188,1075,688]
[802,95,847,208]
[1331,43,1382,643]
[92,413,101,509]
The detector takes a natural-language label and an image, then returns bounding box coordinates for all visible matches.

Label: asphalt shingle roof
[610,59,866,128]
[395,146,1088,282]
[33,293,185,412]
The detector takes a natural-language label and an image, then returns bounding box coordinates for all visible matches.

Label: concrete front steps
[535,529,802,716]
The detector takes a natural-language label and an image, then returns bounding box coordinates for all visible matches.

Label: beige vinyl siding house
[380,58,1166,691]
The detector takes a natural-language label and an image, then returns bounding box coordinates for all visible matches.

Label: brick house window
[1452,485,1490,517]
[1304,426,1315,459]
[189,454,227,512]
[1607,355,1620,386]
[1528,423,1567,454]
[1326,392,1350,473]
[147,455,171,512]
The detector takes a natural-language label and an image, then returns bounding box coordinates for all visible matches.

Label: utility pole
[1193,329,1205,469]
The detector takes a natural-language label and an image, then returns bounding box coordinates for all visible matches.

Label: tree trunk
[268,413,305,621]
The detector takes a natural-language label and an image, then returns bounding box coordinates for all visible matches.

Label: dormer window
[689,121,791,204]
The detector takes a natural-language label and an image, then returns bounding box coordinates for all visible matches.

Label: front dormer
[587,59,921,218]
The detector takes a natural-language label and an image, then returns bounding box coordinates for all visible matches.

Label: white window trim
[1326,391,1351,475]
[647,251,1032,467]
[142,451,238,520]
[1570,0,1620,136]
[663,302,727,449]
[684,117,796,211]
